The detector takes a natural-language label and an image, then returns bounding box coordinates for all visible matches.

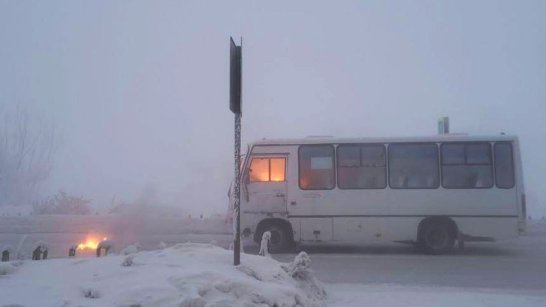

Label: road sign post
[230,37,242,265]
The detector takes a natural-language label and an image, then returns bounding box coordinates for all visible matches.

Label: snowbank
[120,244,139,255]
[0,243,326,307]
[0,262,17,275]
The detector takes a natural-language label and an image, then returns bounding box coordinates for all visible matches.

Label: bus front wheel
[419,221,455,255]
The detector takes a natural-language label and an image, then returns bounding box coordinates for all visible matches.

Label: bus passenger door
[244,155,288,214]
[286,145,335,242]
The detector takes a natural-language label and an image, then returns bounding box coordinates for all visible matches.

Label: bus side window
[441,143,493,189]
[494,142,515,189]
[388,143,439,189]
[249,158,270,182]
[299,145,335,190]
[337,144,386,189]
[270,158,286,182]
[249,157,286,183]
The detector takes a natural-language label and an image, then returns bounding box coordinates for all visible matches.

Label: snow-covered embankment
[0,243,326,306]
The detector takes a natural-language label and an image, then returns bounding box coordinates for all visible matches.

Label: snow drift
[0,243,326,307]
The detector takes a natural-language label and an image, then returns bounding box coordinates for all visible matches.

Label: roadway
[259,221,546,293]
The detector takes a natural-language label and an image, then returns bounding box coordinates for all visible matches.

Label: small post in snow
[229,36,243,265]
[96,240,113,257]
[1,249,9,262]
[32,246,41,260]
[68,245,77,257]
[258,231,271,257]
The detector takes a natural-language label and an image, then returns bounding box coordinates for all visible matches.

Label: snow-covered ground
[1,239,545,307]
[1,218,546,306]
[0,243,326,307]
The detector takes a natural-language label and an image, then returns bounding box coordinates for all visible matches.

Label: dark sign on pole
[230,37,242,266]
[230,37,242,115]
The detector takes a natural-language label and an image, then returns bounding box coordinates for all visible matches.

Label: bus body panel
[287,188,517,217]
[513,138,527,233]
[331,217,420,242]
[300,218,333,241]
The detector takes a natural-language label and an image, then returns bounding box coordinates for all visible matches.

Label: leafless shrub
[32,190,91,215]
[0,105,57,207]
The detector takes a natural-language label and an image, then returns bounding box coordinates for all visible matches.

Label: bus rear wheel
[419,221,455,255]
[257,222,291,254]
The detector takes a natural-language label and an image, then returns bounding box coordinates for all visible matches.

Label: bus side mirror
[243,170,250,202]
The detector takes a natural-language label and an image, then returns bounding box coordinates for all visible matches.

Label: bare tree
[32,190,91,215]
[0,105,57,206]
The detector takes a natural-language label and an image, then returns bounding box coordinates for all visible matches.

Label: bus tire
[419,221,455,255]
[257,222,291,254]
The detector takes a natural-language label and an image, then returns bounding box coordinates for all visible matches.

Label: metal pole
[233,112,242,265]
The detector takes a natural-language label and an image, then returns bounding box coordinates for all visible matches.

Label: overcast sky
[1,1,545,216]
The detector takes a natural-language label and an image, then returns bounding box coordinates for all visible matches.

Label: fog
[1,1,545,216]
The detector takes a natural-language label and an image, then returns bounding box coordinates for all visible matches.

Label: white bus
[231,134,526,254]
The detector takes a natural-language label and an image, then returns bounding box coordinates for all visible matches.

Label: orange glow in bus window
[249,157,285,182]
[249,158,270,182]
[270,158,286,181]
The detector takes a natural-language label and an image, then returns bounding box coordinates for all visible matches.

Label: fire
[77,236,108,251]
